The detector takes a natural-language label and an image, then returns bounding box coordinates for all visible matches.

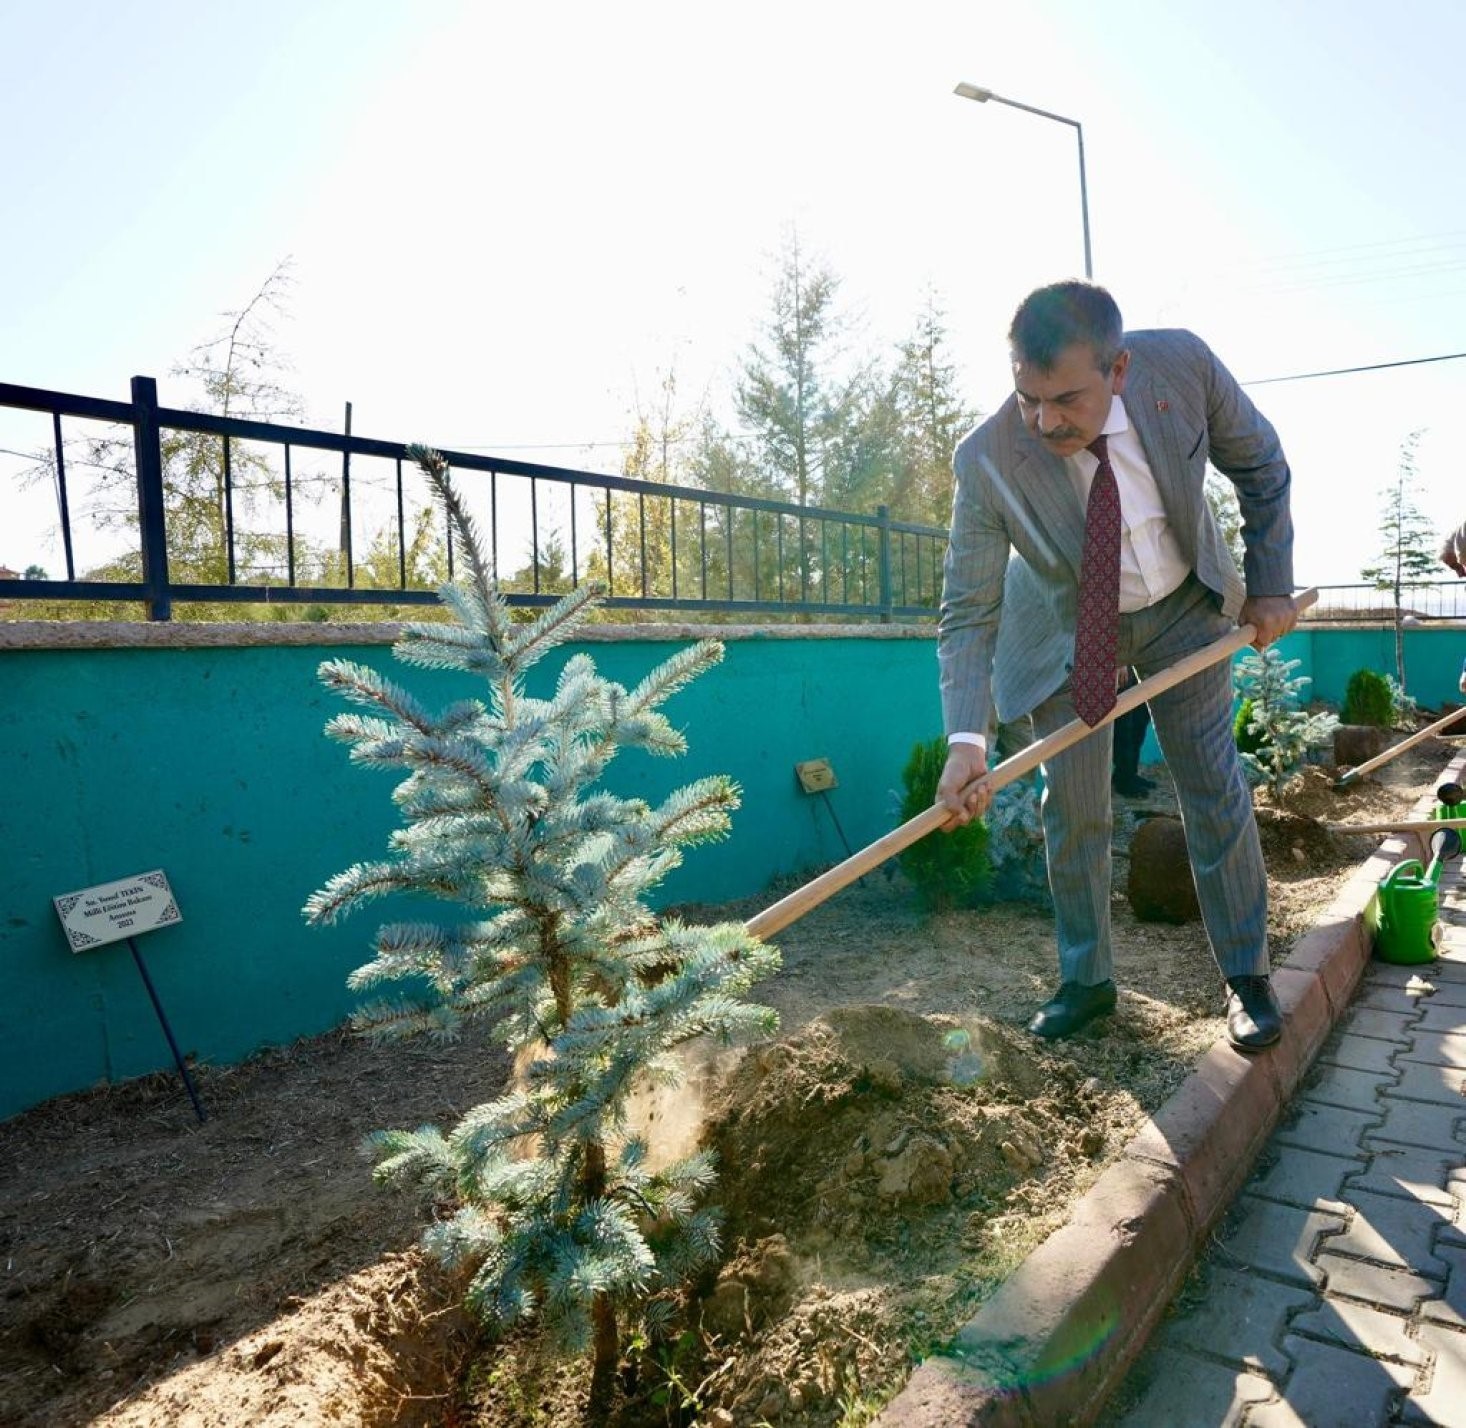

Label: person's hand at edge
[937,743,991,827]
[1240,593,1300,649]
[1441,528,1466,576]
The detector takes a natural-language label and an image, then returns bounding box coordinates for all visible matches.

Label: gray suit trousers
[1029,576,1268,988]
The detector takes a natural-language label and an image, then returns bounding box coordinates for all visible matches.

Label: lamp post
[953,81,1092,280]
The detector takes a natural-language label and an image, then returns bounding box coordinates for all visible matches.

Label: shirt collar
[1102,394,1129,438]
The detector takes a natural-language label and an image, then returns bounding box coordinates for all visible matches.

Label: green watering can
[1374,826,1462,965]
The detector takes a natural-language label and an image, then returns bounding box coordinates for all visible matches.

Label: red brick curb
[879,757,1460,1428]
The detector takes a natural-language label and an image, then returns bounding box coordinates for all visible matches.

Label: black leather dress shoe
[1028,980,1118,1040]
[1112,774,1155,798]
[1226,975,1282,1050]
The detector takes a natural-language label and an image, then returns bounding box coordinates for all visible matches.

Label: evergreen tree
[17,260,335,619]
[1361,430,1436,690]
[735,232,876,597]
[587,367,696,612]
[91,260,308,587]
[681,414,784,617]
[898,736,990,910]
[886,292,979,527]
[304,448,778,1418]
[736,232,848,508]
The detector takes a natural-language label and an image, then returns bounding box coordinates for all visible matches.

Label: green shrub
[1233,696,1269,756]
[1342,668,1394,727]
[898,737,991,911]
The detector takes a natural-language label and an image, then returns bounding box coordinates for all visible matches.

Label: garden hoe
[745,588,1319,941]
[1335,706,1466,787]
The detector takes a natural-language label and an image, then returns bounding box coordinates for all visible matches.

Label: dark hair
[1008,281,1124,372]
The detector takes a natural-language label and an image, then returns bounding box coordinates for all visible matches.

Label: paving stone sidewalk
[1109,857,1466,1427]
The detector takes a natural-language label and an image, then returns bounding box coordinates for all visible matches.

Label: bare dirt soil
[0,738,1454,1428]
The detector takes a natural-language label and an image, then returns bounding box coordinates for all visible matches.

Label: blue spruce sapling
[304,448,779,1417]
[1233,647,1339,802]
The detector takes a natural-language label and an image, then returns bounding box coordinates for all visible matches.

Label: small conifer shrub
[898,736,991,910]
[304,448,779,1417]
[1341,668,1394,727]
[1232,696,1268,757]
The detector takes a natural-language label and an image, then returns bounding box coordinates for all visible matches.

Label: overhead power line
[1242,351,1466,386]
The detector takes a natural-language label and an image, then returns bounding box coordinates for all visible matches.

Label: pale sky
[4,0,1466,588]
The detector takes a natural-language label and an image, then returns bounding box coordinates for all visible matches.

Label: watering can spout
[1426,826,1463,885]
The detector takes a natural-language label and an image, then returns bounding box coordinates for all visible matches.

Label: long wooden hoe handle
[744,587,1320,942]
[1324,818,1466,836]
[1335,703,1466,785]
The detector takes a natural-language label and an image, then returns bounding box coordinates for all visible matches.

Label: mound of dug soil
[691,1005,1101,1423]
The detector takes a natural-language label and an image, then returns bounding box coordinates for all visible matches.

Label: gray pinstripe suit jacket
[938,328,1294,734]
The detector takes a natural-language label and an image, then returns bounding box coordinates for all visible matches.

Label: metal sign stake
[126,936,207,1124]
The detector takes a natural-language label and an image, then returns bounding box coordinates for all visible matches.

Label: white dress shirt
[1069,395,1189,613]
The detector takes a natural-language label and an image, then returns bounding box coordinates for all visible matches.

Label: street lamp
[953,81,1093,280]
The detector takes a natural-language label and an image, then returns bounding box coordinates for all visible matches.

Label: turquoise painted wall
[5,620,1463,1121]
[0,632,941,1119]
[1285,624,1466,711]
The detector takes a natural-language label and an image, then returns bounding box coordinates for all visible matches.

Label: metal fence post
[877,503,894,623]
[131,376,172,621]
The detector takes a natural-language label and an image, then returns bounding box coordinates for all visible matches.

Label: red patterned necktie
[1071,433,1121,726]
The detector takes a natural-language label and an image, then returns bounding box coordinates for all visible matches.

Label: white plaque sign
[53,870,182,953]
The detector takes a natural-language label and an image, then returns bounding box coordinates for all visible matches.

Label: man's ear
[1110,349,1131,395]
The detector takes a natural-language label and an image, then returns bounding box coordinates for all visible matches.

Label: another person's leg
[1111,694,1154,797]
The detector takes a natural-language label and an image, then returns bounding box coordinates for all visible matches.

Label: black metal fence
[8,378,1466,628]
[0,377,949,623]
[1308,583,1466,621]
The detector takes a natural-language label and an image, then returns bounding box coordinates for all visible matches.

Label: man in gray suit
[936,281,1300,1049]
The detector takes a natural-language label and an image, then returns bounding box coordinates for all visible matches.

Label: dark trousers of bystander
[1112,669,1155,797]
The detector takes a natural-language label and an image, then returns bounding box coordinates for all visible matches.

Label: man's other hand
[937,744,992,827]
[1240,594,1300,649]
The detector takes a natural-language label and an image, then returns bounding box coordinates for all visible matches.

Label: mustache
[1040,427,1081,442]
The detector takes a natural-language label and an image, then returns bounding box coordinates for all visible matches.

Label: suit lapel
[1124,359,1196,536]
[1004,418,1085,580]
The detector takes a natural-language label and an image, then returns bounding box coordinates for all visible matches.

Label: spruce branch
[408,444,498,615]
[304,861,472,925]
[623,640,725,715]
[420,1204,504,1270]
[317,659,438,733]
[323,712,402,746]
[365,1126,459,1189]
[506,582,607,672]
[350,997,463,1041]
